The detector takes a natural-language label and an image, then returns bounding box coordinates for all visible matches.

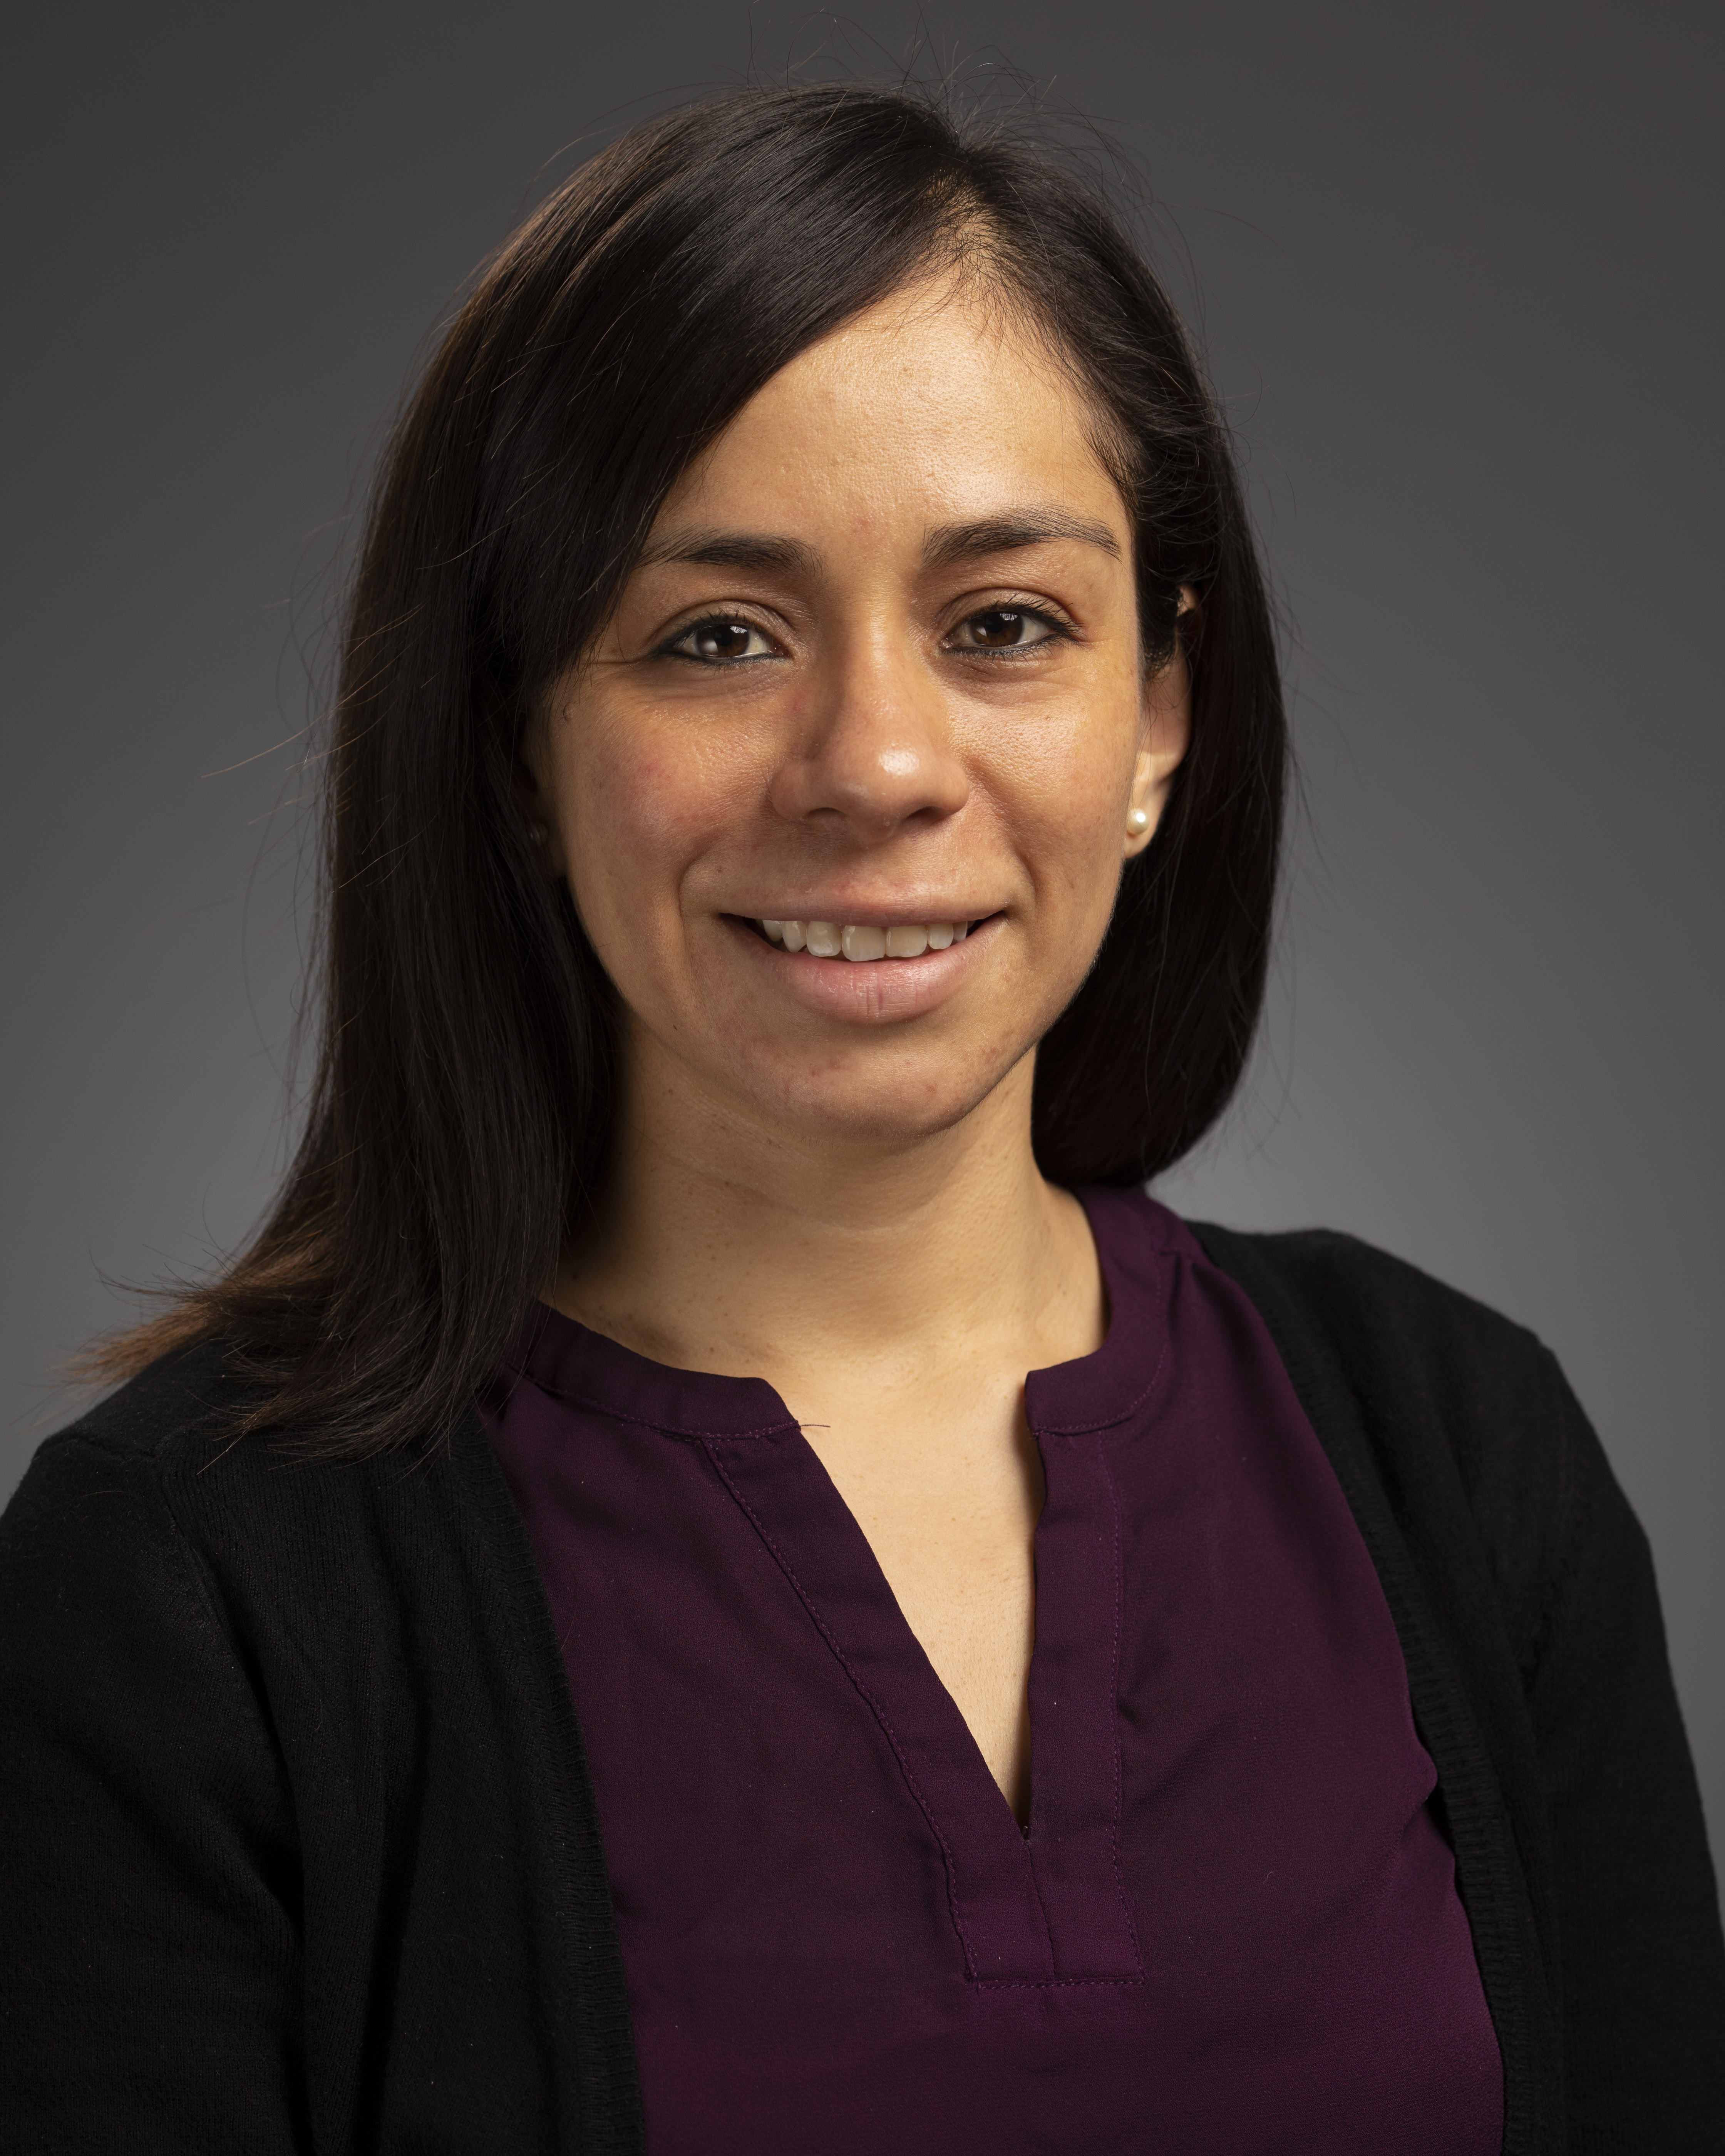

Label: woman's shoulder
[5,1340,312,1580]
[0,1344,304,1848]
[1184,1215,1551,1380]
[2,1339,256,1581]
[39,1333,256,1469]
[2,1336,539,1778]
[1184,1212,1629,1650]
[3,1336,493,1606]
[1093,1189,1569,1470]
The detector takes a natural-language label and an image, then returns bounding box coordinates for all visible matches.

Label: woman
[2,82,1719,2155]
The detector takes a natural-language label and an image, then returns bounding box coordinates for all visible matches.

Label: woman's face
[529,280,1190,1153]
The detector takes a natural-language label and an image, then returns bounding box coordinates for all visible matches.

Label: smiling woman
[525,286,1187,1116]
[2,80,1719,2156]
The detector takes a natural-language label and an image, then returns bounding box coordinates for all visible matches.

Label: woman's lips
[725,911,1001,1023]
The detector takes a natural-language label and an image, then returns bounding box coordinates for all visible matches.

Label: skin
[523,276,1192,1825]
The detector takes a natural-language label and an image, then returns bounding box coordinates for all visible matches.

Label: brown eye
[669,619,775,663]
[952,608,1060,652]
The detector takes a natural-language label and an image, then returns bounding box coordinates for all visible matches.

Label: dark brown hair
[98,81,1286,1453]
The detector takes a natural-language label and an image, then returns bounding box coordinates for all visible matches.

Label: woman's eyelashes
[660,616,781,665]
[943,604,1073,656]
[655,601,1076,667]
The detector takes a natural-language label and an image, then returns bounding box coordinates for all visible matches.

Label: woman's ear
[1123,586,1197,857]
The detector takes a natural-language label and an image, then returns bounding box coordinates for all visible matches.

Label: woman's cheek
[573,718,718,894]
[1008,744,1136,911]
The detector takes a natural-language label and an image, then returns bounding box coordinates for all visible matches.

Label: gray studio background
[6,2,1721,1877]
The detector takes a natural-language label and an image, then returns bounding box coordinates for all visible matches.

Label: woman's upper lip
[728,906,996,924]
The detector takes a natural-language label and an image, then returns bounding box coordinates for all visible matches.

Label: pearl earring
[1127,808,1150,834]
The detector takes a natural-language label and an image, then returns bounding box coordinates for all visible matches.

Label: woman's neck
[552,1038,1105,1398]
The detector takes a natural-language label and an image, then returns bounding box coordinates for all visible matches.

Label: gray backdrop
[6,3,1721,1880]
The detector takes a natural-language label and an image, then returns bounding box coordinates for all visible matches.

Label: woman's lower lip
[725,913,1000,1023]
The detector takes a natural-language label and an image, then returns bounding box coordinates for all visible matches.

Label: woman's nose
[767,634,970,837]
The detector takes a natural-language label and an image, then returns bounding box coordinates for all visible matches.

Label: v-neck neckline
[505,1184,1171,1982]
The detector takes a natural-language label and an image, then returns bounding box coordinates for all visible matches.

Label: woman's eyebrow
[636,528,820,574]
[921,511,1122,569]
[636,511,1121,580]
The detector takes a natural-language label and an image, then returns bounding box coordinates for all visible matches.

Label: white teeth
[757,917,974,960]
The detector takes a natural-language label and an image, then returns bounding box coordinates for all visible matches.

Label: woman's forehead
[650,286,1130,551]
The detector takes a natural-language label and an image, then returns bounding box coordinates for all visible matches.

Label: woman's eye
[950,607,1062,653]
[668,618,776,663]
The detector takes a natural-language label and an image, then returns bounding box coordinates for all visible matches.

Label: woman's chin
[714,1045,1026,1158]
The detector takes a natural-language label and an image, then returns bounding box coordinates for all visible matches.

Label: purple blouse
[483,1189,1502,2154]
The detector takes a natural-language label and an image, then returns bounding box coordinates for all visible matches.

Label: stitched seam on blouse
[1018,1794,1059,1973]
[1099,1432,1146,1973]
[973,1975,1147,1990]
[700,1440,985,1984]
[502,1248,1185,1442]
[1029,1261,1174,1436]
[497,1361,799,1445]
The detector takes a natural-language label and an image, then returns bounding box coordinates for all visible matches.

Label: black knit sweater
[2,1225,1720,2154]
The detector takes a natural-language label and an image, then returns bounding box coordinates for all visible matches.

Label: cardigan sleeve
[0,1428,310,2154]
[1520,1353,1725,2153]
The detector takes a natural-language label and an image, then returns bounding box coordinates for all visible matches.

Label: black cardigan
[3,1226,1721,2154]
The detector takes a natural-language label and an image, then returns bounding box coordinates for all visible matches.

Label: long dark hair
[99,82,1286,1453]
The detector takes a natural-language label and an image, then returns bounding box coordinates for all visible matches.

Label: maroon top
[483,1189,1503,2154]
